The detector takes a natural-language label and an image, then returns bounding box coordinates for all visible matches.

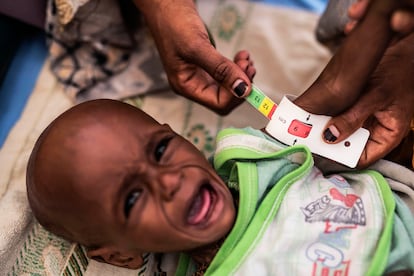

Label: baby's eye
[124,190,141,218]
[154,137,172,162]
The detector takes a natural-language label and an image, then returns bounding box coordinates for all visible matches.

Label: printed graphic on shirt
[300,175,367,276]
[301,175,366,226]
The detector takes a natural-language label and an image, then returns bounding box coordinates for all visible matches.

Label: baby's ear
[87,246,144,269]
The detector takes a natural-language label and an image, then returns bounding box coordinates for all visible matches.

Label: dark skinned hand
[295,0,414,168]
[345,0,414,34]
[133,0,254,115]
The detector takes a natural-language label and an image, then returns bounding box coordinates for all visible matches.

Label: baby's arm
[295,0,400,114]
[294,0,414,169]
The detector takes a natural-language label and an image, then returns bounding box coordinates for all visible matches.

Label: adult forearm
[132,0,198,32]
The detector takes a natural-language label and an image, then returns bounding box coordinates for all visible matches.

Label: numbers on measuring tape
[288,119,312,138]
[246,85,278,119]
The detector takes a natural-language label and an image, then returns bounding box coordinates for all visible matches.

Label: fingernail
[392,12,410,32]
[323,125,340,142]
[232,79,247,97]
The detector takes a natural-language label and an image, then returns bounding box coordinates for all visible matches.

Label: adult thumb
[193,45,252,98]
[322,98,375,144]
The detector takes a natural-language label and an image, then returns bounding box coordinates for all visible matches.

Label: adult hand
[339,35,413,168]
[297,33,414,168]
[133,0,253,115]
[295,0,414,168]
[345,0,414,34]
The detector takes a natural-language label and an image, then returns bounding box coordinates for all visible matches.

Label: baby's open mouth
[187,184,216,226]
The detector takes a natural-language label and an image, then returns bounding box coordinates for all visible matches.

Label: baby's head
[26,99,236,269]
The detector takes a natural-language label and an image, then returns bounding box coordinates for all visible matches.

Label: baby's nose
[157,169,181,201]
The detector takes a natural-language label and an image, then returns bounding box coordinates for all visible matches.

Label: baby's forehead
[50,102,159,138]
[36,100,167,190]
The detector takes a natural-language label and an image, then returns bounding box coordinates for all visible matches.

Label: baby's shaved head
[26,99,159,246]
[26,99,236,268]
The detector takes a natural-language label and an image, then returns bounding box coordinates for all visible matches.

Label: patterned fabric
[46,0,168,103]
[8,223,87,276]
[176,128,414,275]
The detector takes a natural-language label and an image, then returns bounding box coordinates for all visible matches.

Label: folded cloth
[46,0,169,103]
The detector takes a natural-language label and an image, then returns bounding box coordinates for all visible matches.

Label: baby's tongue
[187,187,211,225]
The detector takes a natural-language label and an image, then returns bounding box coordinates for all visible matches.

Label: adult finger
[320,88,410,168]
[347,0,414,35]
[190,43,252,98]
[348,0,369,20]
[322,92,379,145]
[391,10,414,33]
[233,50,256,81]
[357,115,410,168]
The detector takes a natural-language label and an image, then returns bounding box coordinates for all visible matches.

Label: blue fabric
[0,32,47,148]
[252,0,328,13]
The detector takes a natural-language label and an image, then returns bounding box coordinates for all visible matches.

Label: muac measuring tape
[246,85,370,168]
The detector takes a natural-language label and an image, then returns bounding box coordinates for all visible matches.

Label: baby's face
[60,102,236,255]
